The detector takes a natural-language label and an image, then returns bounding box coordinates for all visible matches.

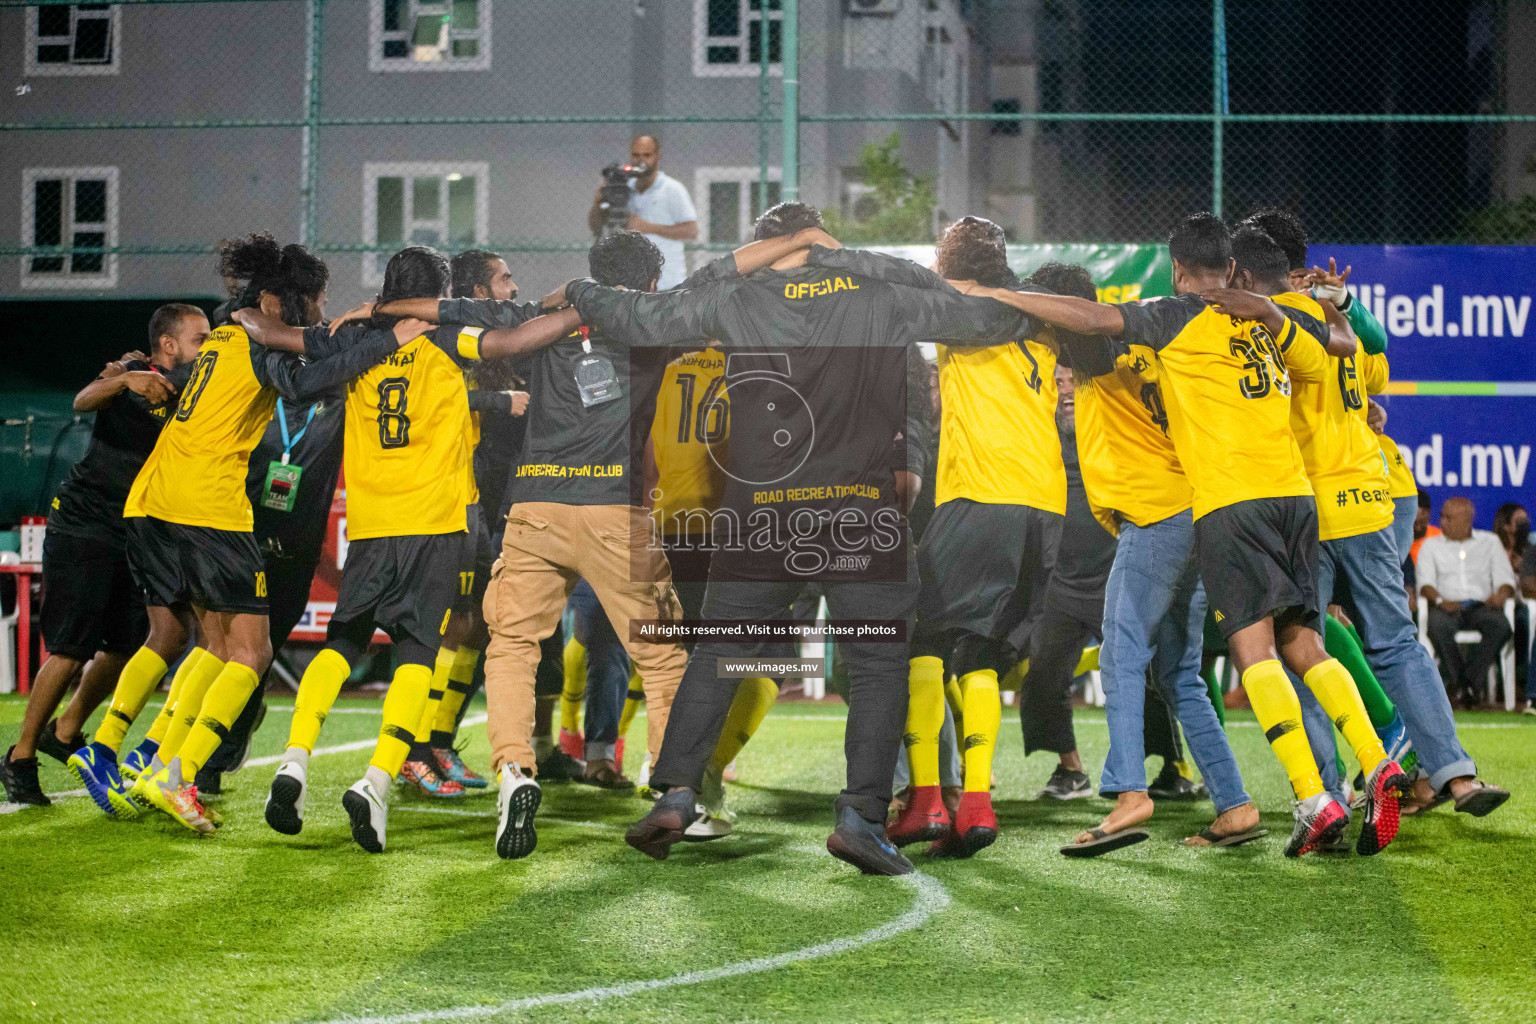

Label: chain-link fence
[2,0,1533,308]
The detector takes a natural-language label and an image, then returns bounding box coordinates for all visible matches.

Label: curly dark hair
[588,229,663,290]
[218,232,329,326]
[753,201,823,241]
[1241,205,1307,271]
[934,216,1016,288]
[1230,227,1291,292]
[1026,261,1098,369]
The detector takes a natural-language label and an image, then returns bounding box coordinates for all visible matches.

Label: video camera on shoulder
[596,161,649,236]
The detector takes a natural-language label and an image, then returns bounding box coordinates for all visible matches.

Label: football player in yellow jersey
[970,213,1409,858]
[1025,265,1256,858]
[72,234,413,833]
[244,246,580,853]
[1234,233,1508,823]
[887,217,1065,859]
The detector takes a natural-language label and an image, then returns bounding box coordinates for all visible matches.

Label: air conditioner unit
[846,0,903,16]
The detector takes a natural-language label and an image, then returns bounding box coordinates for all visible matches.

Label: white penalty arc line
[309,870,950,1024]
[0,714,489,814]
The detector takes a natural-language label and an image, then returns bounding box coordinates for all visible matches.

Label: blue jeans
[1391,495,1416,564]
[1320,526,1476,791]
[1099,510,1249,813]
[568,579,630,761]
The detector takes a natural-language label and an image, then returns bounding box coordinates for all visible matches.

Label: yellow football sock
[145,648,204,745]
[904,656,946,787]
[175,661,261,779]
[708,676,778,773]
[287,648,351,754]
[960,668,1001,793]
[1243,660,1325,800]
[370,663,433,779]
[1075,645,1100,675]
[415,646,458,742]
[1302,658,1386,776]
[431,646,481,737]
[999,658,1028,692]
[944,675,964,722]
[93,647,169,752]
[561,637,587,735]
[158,650,225,762]
[617,666,644,744]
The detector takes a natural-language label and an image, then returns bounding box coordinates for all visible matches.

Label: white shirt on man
[628,171,697,289]
[1417,528,1518,603]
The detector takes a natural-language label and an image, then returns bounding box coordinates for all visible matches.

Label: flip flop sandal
[1183,825,1268,848]
[1400,792,1452,817]
[1060,827,1150,858]
[1453,781,1510,818]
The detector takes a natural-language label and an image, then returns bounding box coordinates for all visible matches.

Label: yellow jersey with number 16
[124,324,277,532]
[650,347,729,537]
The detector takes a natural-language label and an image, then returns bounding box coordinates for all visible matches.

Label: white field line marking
[0,714,489,813]
[307,870,950,1024]
[392,805,618,831]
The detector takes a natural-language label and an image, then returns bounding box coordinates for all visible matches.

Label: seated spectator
[1419,497,1518,709]
[1409,489,1439,565]
[1492,503,1532,712]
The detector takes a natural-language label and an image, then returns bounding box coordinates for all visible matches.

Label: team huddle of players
[0,199,1509,877]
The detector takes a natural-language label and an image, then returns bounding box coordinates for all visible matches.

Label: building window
[370,0,491,73]
[363,163,488,284]
[25,5,121,77]
[21,167,119,290]
[693,0,782,78]
[695,167,782,245]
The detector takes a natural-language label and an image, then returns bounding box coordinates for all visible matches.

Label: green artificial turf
[2,694,1532,1024]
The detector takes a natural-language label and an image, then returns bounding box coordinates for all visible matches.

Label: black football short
[915,499,1062,647]
[1195,495,1322,640]
[329,531,465,661]
[127,515,268,615]
[455,504,498,611]
[40,530,149,660]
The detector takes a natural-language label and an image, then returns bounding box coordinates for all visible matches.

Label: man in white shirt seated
[587,135,698,289]
[1418,497,1519,708]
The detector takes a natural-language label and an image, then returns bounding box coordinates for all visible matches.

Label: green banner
[868,243,1173,302]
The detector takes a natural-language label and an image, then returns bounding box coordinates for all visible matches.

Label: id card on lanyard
[260,398,317,512]
[572,326,623,408]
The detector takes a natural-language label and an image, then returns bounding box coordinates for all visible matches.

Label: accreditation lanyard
[260,398,317,512]
[572,327,623,408]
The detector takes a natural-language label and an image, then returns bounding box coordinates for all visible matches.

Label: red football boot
[950,790,998,858]
[886,784,950,847]
[558,727,584,760]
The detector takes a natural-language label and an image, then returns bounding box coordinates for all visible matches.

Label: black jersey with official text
[49,359,193,544]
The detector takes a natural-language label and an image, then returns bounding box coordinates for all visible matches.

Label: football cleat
[139,760,215,834]
[948,790,999,858]
[120,739,160,783]
[1285,792,1348,858]
[827,806,913,875]
[558,727,584,760]
[343,778,389,854]
[887,784,950,847]
[431,745,488,789]
[0,748,49,807]
[1356,759,1410,857]
[265,760,308,836]
[400,757,466,799]
[495,764,542,860]
[67,741,139,819]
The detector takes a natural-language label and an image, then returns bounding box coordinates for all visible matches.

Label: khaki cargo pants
[482,502,686,776]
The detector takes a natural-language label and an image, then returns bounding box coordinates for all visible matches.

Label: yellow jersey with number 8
[342,329,474,540]
[124,324,276,532]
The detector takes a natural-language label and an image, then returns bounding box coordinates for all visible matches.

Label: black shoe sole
[0,772,49,807]
[624,806,691,861]
[343,790,384,854]
[265,775,304,836]
[956,825,997,858]
[887,821,948,848]
[826,831,914,875]
[496,783,542,860]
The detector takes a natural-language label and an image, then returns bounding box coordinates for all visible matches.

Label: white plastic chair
[0,550,19,694]
[1416,596,1518,710]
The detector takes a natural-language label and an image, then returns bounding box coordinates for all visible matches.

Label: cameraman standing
[587,135,697,289]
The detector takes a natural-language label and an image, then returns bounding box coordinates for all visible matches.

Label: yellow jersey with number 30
[341,327,476,540]
[1114,292,1330,520]
[124,324,277,532]
[934,334,1065,512]
[650,348,729,536]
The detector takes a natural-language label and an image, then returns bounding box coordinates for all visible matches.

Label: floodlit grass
[2,694,1532,1023]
